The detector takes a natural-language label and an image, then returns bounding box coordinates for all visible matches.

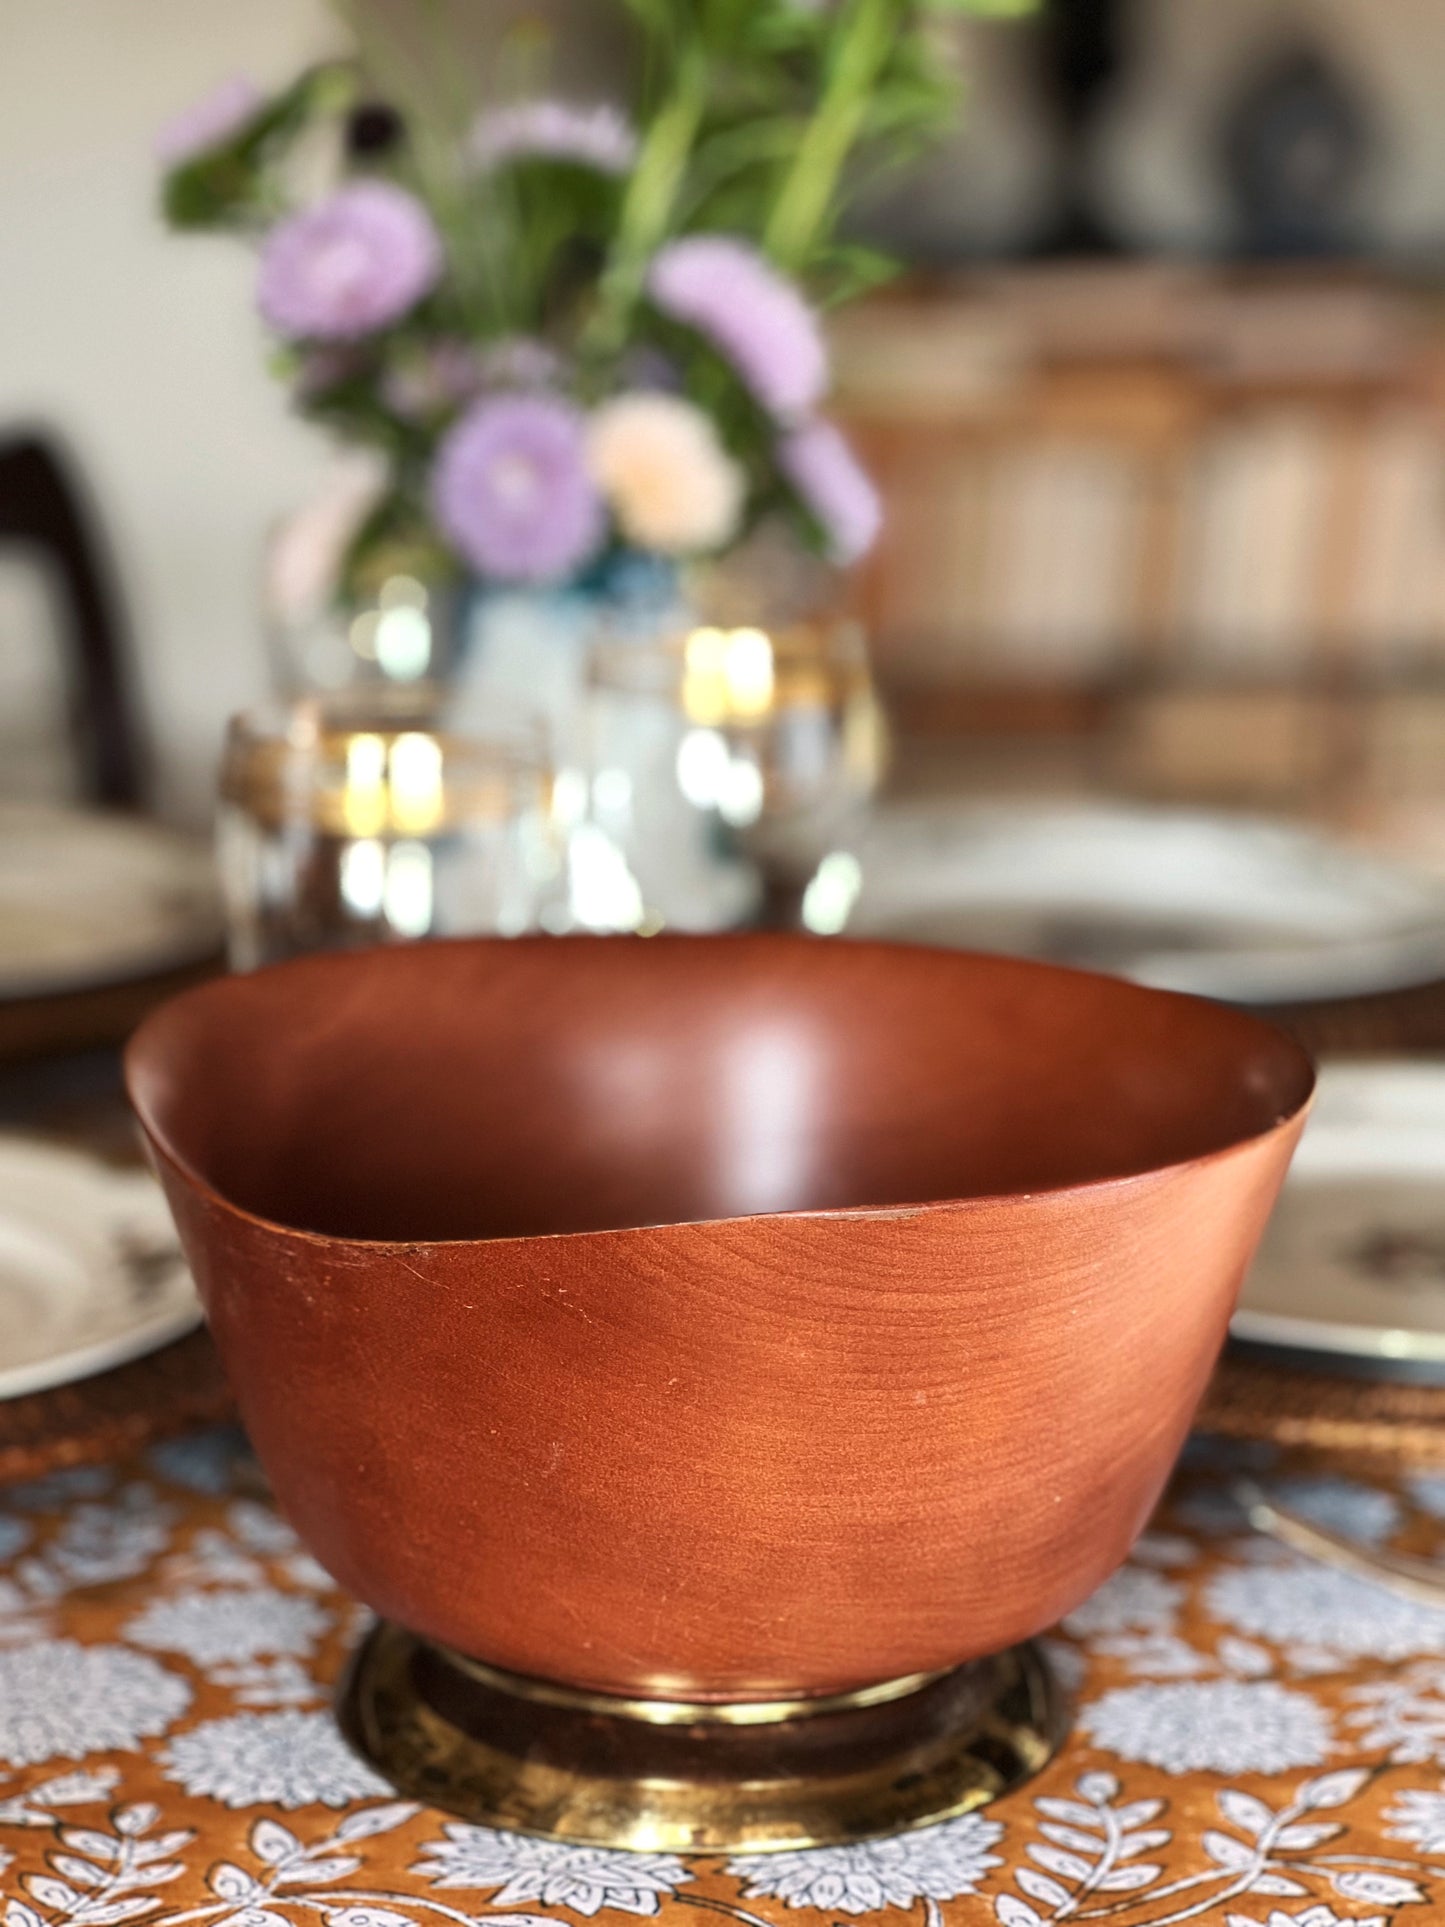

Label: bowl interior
[128,936,1313,1243]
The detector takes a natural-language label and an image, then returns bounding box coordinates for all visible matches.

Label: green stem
[583,33,708,359]
[763,0,900,273]
[330,0,506,333]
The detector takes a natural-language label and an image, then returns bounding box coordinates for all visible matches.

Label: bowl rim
[125,932,1316,1253]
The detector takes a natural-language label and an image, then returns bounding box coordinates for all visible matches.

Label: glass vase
[218,684,563,969]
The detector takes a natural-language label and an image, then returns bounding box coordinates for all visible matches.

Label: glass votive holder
[585,617,886,932]
[218,686,563,969]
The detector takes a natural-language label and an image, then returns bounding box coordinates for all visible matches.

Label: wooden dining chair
[0,430,145,808]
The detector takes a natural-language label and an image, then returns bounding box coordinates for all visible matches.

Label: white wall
[0,0,341,823]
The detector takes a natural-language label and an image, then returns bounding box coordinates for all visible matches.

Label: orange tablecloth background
[4,1431,1445,1927]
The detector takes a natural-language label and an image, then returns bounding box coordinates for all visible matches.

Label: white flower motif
[1131,1532,1196,1569]
[1386,1784,1445,1851]
[1268,1476,1401,1545]
[1038,1636,1088,1699]
[1225,1910,1382,1927]
[415,1825,690,1916]
[1064,1566,1183,1638]
[1079,1679,1334,1774]
[0,1574,52,1648]
[283,1550,336,1592]
[1345,1663,1445,1762]
[1217,1635,1275,1678]
[0,1639,190,1765]
[147,1426,248,1494]
[158,1709,390,1808]
[1287,1647,1349,1677]
[125,1586,328,1666]
[213,1656,324,1707]
[1092,1631,1212,1677]
[727,1814,1004,1913]
[1207,1559,1445,1663]
[1407,1474,1445,1520]
[33,1486,174,1589]
[0,1514,31,1563]
[164,1528,267,1589]
[226,1499,300,1555]
[5,1466,111,1510]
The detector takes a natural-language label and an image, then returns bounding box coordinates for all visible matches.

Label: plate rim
[0,1132,202,1401]
[1229,1305,1445,1366]
[0,805,222,1004]
[0,1300,205,1403]
[849,800,1445,1004]
[1233,1056,1445,1376]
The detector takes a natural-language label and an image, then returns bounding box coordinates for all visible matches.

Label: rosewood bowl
[126,935,1311,1702]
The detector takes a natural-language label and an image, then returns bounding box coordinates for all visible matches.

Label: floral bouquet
[158,0,1029,617]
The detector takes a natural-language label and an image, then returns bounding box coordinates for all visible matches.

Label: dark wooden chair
[0,431,145,807]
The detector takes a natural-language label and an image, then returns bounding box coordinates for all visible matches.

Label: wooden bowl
[126,935,1312,1701]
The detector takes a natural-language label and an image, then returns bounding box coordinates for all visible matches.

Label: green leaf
[814,239,901,305]
[160,61,357,231]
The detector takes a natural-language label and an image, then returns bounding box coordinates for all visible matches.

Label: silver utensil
[1235,1479,1445,1609]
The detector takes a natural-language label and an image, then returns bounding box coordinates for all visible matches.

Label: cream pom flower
[586,393,745,555]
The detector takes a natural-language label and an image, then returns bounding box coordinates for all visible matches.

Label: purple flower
[779,419,881,564]
[156,74,265,166]
[469,100,637,175]
[431,394,606,583]
[258,183,443,342]
[647,237,828,421]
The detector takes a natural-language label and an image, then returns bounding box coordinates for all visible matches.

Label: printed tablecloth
[4,1431,1445,1927]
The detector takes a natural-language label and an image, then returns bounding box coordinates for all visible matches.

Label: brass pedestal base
[337,1622,1065,1853]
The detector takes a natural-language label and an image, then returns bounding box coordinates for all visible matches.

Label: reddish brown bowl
[126,935,1311,1701]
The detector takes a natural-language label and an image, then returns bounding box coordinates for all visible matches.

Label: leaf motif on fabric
[275,1856,360,1887]
[209,1862,261,1902]
[1217,1788,1274,1836]
[1201,1829,1255,1870]
[1097,1864,1161,1891]
[250,1819,300,1865]
[994,1899,1044,1927]
[1015,1868,1069,1907]
[1075,1771,1119,1803]
[333,1805,420,1843]
[1026,1843,1092,1881]
[1300,1767,1371,1809]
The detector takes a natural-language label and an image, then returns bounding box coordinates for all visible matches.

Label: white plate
[0,1137,201,1400]
[846,801,1445,1003]
[0,804,222,1000]
[1234,1062,1445,1378]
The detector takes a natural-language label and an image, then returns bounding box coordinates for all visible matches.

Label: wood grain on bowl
[125,936,1312,1700]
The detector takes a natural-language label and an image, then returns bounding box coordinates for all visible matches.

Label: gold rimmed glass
[585,616,886,932]
[218,686,563,969]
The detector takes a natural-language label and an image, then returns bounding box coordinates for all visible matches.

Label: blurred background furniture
[0,429,145,807]
[834,264,1445,864]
